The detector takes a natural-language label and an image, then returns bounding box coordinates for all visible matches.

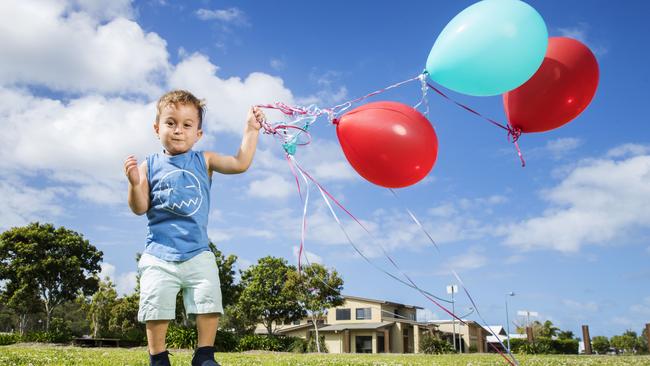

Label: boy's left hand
[247,106,265,131]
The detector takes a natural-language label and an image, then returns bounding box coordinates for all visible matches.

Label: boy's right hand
[124,155,140,186]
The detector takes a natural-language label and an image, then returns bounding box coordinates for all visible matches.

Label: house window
[336,308,351,320]
[355,336,372,353]
[356,307,372,320]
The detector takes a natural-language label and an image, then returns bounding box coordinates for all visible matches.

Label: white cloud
[99,262,137,296]
[0,176,68,232]
[270,58,286,71]
[248,173,294,199]
[562,299,599,312]
[296,70,349,107]
[0,87,158,204]
[169,53,295,135]
[501,152,650,252]
[196,7,247,25]
[557,23,608,56]
[69,0,135,21]
[293,246,323,266]
[436,246,488,275]
[207,229,233,243]
[0,1,169,95]
[297,140,358,182]
[544,138,582,159]
[629,297,650,315]
[606,143,650,158]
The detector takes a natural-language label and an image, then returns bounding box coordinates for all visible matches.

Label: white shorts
[137,251,223,322]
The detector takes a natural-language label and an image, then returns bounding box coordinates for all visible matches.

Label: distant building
[255,295,439,353]
[428,319,490,353]
[482,325,527,352]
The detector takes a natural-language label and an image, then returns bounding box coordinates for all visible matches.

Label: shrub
[286,337,308,353]
[420,334,454,354]
[48,318,73,343]
[510,337,578,354]
[306,335,327,353]
[22,331,49,343]
[215,330,239,352]
[0,332,19,345]
[166,325,197,349]
[237,334,284,352]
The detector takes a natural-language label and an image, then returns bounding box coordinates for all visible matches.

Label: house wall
[324,332,342,354]
[433,322,487,353]
[328,299,382,324]
[279,328,311,339]
[349,330,376,353]
[380,305,417,322]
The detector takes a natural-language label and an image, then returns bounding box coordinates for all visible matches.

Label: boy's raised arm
[125,155,150,215]
[205,107,264,174]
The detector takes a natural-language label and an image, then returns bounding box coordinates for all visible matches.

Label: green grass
[1,343,649,365]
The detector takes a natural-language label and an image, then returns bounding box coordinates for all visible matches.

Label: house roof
[487,333,527,343]
[318,322,395,332]
[344,295,423,310]
[274,323,320,334]
[483,325,506,336]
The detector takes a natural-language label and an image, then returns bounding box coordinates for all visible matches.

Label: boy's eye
[184,124,192,128]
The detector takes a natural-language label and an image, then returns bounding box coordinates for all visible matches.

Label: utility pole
[582,325,592,355]
[447,285,458,352]
[505,292,515,353]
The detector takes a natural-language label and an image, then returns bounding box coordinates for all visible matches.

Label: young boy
[124,90,264,366]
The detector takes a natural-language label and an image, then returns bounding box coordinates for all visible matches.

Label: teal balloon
[426,0,548,96]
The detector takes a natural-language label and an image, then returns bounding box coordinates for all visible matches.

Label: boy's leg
[146,320,170,355]
[181,251,224,365]
[192,314,220,365]
[196,313,220,347]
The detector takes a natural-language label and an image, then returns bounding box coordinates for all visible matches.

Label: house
[427,319,490,353]
[257,295,438,354]
[483,325,527,352]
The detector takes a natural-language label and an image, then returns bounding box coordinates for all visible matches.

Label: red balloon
[336,101,438,188]
[504,37,599,133]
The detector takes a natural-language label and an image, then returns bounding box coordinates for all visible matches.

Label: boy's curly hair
[156,90,206,129]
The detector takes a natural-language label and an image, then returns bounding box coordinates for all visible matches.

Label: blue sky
[1,0,649,339]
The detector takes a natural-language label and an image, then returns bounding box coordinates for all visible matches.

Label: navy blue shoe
[192,346,220,366]
[150,350,171,366]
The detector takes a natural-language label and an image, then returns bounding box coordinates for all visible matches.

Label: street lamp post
[447,284,459,352]
[505,292,515,353]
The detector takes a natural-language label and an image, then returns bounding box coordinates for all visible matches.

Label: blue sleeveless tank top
[145,150,211,261]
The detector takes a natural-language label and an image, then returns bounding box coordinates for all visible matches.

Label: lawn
[1,344,649,366]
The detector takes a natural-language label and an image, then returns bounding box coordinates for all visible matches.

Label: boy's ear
[153,121,160,135]
[197,129,203,140]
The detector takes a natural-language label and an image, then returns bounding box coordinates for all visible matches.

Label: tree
[209,242,242,308]
[591,335,610,354]
[557,330,574,340]
[237,256,304,335]
[286,263,344,353]
[82,278,118,337]
[109,293,144,342]
[0,281,43,335]
[538,320,560,338]
[0,223,102,331]
[639,327,649,354]
[611,330,637,353]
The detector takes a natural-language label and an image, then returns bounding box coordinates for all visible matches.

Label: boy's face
[154,103,203,155]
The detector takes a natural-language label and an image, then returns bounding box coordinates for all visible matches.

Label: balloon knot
[331,118,340,125]
[507,126,522,143]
